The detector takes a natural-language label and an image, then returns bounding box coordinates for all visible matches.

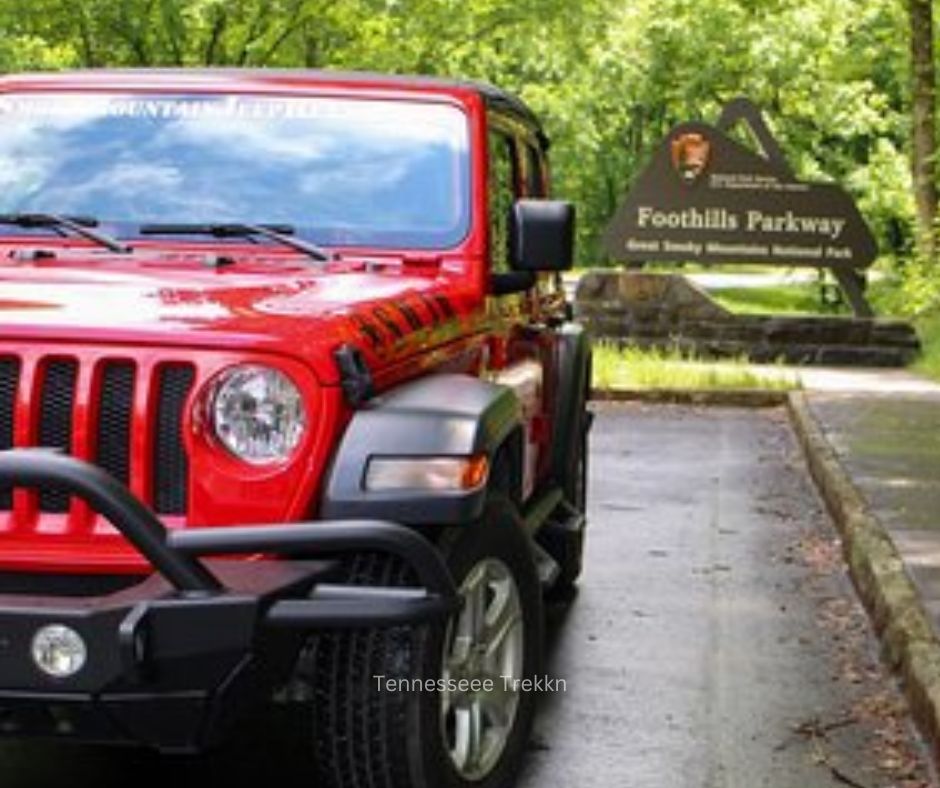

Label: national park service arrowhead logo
[671,132,711,185]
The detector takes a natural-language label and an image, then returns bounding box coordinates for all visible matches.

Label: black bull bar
[0,449,458,751]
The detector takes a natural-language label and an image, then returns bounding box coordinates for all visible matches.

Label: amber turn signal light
[364,455,490,492]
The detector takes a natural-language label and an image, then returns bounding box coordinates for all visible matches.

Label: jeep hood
[0,255,452,379]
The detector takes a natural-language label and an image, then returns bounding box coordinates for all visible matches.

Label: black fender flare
[549,323,592,496]
[320,373,523,525]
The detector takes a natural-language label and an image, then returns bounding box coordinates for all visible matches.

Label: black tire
[540,328,591,592]
[556,418,588,589]
[542,389,590,592]
[301,496,543,788]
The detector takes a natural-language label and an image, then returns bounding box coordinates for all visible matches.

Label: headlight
[211,365,306,465]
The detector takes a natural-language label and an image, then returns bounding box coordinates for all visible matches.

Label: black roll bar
[168,522,456,598]
[0,450,220,593]
[0,450,456,604]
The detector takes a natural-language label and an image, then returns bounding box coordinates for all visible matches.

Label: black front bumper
[0,450,457,752]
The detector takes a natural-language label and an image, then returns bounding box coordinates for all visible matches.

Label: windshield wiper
[139,223,333,263]
[0,213,131,254]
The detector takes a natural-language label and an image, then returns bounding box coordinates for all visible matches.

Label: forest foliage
[0,0,930,311]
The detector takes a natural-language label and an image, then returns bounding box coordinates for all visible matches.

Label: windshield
[0,92,471,250]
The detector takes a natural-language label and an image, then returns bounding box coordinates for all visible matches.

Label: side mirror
[510,199,575,272]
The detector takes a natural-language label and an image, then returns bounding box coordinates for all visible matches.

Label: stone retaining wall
[575,271,920,367]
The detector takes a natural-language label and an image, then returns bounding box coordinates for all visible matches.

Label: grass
[914,312,940,382]
[592,343,800,392]
[708,276,901,317]
[710,283,839,315]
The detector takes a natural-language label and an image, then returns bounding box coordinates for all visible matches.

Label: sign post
[602,98,878,317]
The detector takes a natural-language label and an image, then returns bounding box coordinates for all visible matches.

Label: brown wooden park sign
[603,98,878,316]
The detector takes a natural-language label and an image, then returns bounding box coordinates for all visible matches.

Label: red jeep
[0,70,590,787]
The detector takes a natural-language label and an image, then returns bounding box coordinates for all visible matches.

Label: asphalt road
[0,404,933,787]
[517,404,932,788]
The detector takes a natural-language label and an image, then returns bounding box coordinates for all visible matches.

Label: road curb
[590,388,789,407]
[787,391,940,752]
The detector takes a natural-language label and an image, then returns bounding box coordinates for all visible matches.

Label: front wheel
[303,496,544,788]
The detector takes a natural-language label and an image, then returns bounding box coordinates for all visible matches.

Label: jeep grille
[0,355,194,521]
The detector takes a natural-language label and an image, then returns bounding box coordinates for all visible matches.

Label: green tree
[0,0,925,275]
[907,0,937,259]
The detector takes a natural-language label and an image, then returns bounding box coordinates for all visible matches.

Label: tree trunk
[909,0,938,259]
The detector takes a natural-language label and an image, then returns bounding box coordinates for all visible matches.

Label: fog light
[31,625,87,679]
